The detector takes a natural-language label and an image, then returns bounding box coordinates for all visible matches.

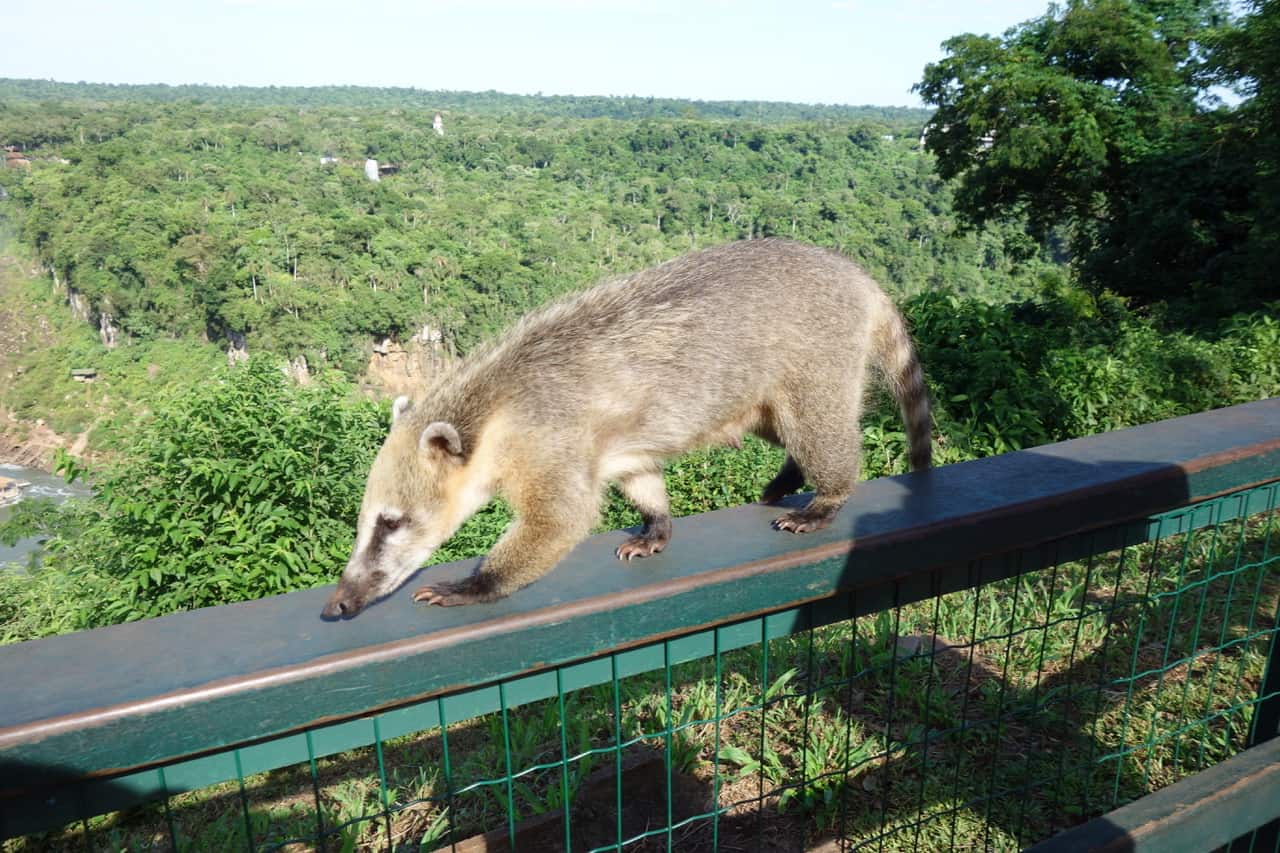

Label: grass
[6,490,1277,852]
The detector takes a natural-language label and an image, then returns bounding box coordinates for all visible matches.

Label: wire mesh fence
[6,480,1279,852]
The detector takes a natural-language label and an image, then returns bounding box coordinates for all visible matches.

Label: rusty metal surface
[1,397,1277,788]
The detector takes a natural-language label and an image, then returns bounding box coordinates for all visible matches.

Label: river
[0,463,90,567]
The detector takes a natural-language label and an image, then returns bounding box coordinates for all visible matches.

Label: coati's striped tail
[875,303,932,472]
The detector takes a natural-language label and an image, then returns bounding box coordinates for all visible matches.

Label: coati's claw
[615,536,667,561]
[772,508,837,534]
[413,575,499,607]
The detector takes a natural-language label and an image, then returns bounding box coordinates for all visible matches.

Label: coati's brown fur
[322,239,932,617]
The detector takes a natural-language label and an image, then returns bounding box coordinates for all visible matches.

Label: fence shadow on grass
[804,454,1278,850]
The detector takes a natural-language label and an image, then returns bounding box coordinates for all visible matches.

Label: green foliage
[0,532,86,643]
[908,291,1280,459]
[0,88,1051,368]
[26,359,386,625]
[1207,0,1280,306]
[916,0,1277,308]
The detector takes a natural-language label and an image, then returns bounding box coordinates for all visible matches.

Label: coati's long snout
[322,401,500,617]
[322,239,933,618]
[321,578,372,619]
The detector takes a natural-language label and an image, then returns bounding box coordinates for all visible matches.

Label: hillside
[0,85,1049,386]
[0,248,72,466]
[0,233,223,460]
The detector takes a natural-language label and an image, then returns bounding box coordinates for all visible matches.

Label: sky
[1,1,1054,107]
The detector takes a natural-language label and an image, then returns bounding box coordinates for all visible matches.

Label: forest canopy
[0,78,932,123]
[0,82,1044,368]
[916,0,1279,310]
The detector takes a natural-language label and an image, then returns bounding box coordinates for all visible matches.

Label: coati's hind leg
[760,455,805,505]
[773,493,846,533]
[771,379,864,534]
[615,470,673,560]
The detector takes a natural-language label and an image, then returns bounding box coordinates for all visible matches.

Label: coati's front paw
[413,574,503,607]
[615,534,667,561]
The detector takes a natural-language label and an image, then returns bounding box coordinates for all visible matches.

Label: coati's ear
[391,395,413,424]
[420,421,464,459]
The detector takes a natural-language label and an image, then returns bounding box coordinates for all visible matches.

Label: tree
[1208,0,1280,304]
[913,0,1278,307]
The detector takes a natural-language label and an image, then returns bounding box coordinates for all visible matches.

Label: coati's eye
[378,514,405,532]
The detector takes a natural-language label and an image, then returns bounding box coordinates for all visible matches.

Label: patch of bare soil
[0,408,81,469]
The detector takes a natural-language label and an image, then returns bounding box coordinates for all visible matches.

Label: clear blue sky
[2,1,1052,107]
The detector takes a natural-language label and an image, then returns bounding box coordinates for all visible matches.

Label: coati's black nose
[321,590,362,620]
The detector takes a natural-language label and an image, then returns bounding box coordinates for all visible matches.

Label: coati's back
[453,240,921,454]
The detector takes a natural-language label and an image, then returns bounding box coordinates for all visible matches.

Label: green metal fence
[2,399,1279,851]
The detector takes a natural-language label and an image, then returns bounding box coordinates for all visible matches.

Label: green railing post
[1241,592,1280,852]
[1248,548,1280,748]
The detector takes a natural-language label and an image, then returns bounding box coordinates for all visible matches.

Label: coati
[321,239,931,618]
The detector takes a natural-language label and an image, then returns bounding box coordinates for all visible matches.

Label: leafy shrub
[4,292,1278,643]
[906,292,1280,462]
[36,358,385,625]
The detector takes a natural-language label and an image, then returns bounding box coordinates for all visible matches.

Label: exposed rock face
[67,287,91,325]
[226,330,249,366]
[57,279,118,347]
[364,159,380,182]
[98,307,118,348]
[364,325,449,396]
[283,354,311,385]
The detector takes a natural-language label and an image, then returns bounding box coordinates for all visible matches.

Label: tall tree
[1208,0,1280,304]
[914,0,1277,308]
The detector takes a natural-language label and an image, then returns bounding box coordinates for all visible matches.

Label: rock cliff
[363,325,450,396]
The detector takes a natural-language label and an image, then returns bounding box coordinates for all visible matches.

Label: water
[0,462,90,567]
